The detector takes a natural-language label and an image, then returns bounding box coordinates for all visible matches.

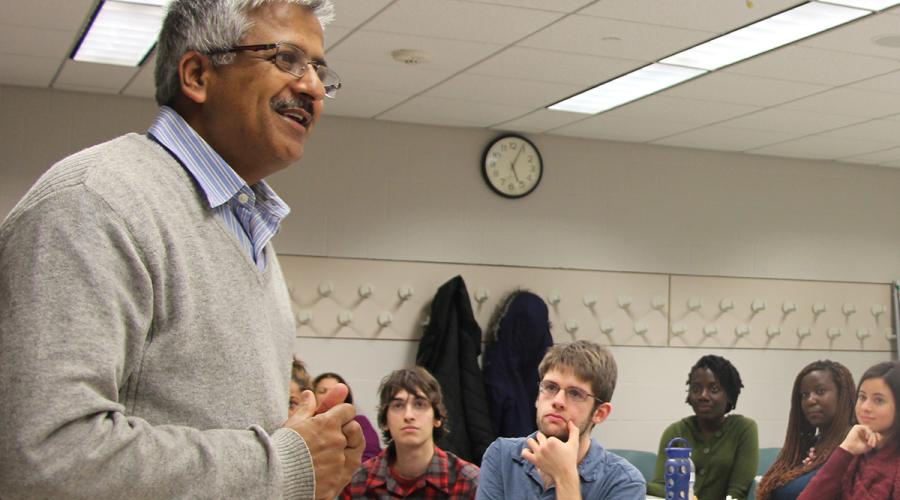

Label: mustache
[270,96,311,113]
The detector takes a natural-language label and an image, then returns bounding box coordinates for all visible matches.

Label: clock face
[482,135,543,198]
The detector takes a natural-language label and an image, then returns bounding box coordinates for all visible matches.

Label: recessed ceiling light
[72,0,171,67]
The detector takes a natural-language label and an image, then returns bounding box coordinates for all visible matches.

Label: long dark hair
[756,360,856,500]
[313,372,353,405]
[857,361,900,449]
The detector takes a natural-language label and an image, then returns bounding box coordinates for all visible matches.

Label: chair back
[609,449,657,483]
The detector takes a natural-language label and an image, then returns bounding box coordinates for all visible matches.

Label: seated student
[477,340,645,500]
[647,354,758,500]
[340,367,479,499]
[798,360,900,500]
[288,356,313,417]
[756,360,856,500]
[314,372,383,462]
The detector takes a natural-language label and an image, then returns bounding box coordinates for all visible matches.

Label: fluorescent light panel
[549,63,707,115]
[820,0,900,11]
[72,0,170,66]
[661,2,869,71]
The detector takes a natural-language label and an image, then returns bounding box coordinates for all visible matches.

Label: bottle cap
[666,437,692,458]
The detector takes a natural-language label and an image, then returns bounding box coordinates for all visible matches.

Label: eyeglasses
[539,380,604,404]
[387,396,432,414]
[208,42,342,98]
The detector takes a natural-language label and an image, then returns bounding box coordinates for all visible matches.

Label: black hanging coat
[416,275,495,465]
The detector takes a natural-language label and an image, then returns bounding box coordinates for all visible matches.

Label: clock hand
[510,144,525,181]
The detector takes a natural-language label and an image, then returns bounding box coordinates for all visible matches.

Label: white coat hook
[421,315,431,327]
[751,299,767,313]
[548,290,562,306]
[288,286,300,302]
[767,326,782,338]
[599,320,615,335]
[735,324,751,338]
[886,328,898,341]
[634,322,649,336]
[397,286,415,301]
[797,326,812,339]
[565,319,580,334]
[377,312,393,327]
[318,281,335,298]
[856,328,870,340]
[651,296,667,311]
[719,298,734,312]
[583,294,598,308]
[842,303,857,316]
[782,301,797,314]
[812,303,827,315]
[688,297,703,311]
[826,327,842,340]
[671,323,686,336]
[618,295,632,309]
[337,310,353,327]
[475,288,490,304]
[358,283,374,299]
[872,304,886,318]
[703,324,718,337]
[295,310,313,325]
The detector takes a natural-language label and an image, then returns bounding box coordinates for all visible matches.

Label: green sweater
[647,414,759,500]
[0,134,312,499]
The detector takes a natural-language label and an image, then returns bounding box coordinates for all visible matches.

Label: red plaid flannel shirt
[340,446,479,499]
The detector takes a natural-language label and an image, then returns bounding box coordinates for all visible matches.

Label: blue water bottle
[664,437,695,500]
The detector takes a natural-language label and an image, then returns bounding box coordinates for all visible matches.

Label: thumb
[292,390,317,419]
[566,420,580,444]
[316,382,350,415]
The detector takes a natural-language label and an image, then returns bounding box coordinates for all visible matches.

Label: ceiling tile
[378,95,532,128]
[425,73,580,108]
[327,30,503,72]
[53,60,138,92]
[749,135,894,160]
[492,108,587,134]
[0,24,78,59]
[466,0,595,13]
[652,125,798,151]
[816,119,900,143]
[578,0,806,32]
[725,45,900,86]
[551,112,705,143]
[324,26,352,48]
[364,0,563,44]
[665,72,828,107]
[782,87,900,118]
[800,10,900,60]
[0,0,94,31]
[841,146,900,165]
[331,0,393,28]
[121,56,156,99]
[519,14,711,61]
[0,53,59,87]
[469,46,643,86]
[324,90,410,119]
[848,69,900,95]
[719,108,867,135]
[606,95,761,126]
[331,60,455,95]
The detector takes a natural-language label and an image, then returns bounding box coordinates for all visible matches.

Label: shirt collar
[366,446,451,494]
[147,106,288,216]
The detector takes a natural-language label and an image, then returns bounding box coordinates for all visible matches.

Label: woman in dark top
[798,360,900,500]
[314,372,383,462]
[756,360,856,500]
[647,355,758,500]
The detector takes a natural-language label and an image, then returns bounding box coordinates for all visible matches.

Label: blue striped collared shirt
[147,106,290,271]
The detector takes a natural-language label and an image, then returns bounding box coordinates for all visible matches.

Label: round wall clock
[481,134,543,198]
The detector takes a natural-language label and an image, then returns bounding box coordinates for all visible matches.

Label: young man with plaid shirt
[340,366,479,499]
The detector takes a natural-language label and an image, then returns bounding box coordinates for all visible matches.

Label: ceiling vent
[391,49,432,65]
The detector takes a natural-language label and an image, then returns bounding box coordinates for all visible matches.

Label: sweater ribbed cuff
[272,427,315,500]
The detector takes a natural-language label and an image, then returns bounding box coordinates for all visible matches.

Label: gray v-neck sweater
[0,134,312,498]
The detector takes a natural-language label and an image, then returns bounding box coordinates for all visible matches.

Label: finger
[521,448,538,466]
[566,420,580,444]
[316,383,350,414]
[291,390,317,420]
[526,437,540,453]
[343,419,364,450]
[536,432,547,445]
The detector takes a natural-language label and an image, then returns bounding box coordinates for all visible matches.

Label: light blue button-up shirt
[147,106,290,271]
[476,433,646,500]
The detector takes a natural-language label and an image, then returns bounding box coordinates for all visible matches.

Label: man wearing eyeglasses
[0,1,359,499]
[341,367,480,499]
[476,340,645,500]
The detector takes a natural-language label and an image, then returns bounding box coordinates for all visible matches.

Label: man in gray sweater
[0,1,361,498]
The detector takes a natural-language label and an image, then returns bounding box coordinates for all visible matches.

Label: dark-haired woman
[314,372,382,462]
[756,360,856,500]
[798,360,900,499]
[647,355,759,500]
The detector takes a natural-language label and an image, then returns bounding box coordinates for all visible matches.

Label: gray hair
[154,0,334,106]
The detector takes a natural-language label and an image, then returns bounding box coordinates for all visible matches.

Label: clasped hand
[840,424,884,456]
[521,421,580,489]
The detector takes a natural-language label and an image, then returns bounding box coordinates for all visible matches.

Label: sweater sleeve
[647,423,678,497]
[0,185,312,499]
[726,416,759,499]
[797,447,852,500]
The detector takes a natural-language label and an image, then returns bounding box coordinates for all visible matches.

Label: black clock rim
[481,133,543,199]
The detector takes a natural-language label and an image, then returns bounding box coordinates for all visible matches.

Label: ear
[434,418,443,428]
[178,50,214,104]
[592,402,613,425]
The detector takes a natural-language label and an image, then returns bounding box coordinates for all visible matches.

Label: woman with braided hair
[756,360,856,500]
